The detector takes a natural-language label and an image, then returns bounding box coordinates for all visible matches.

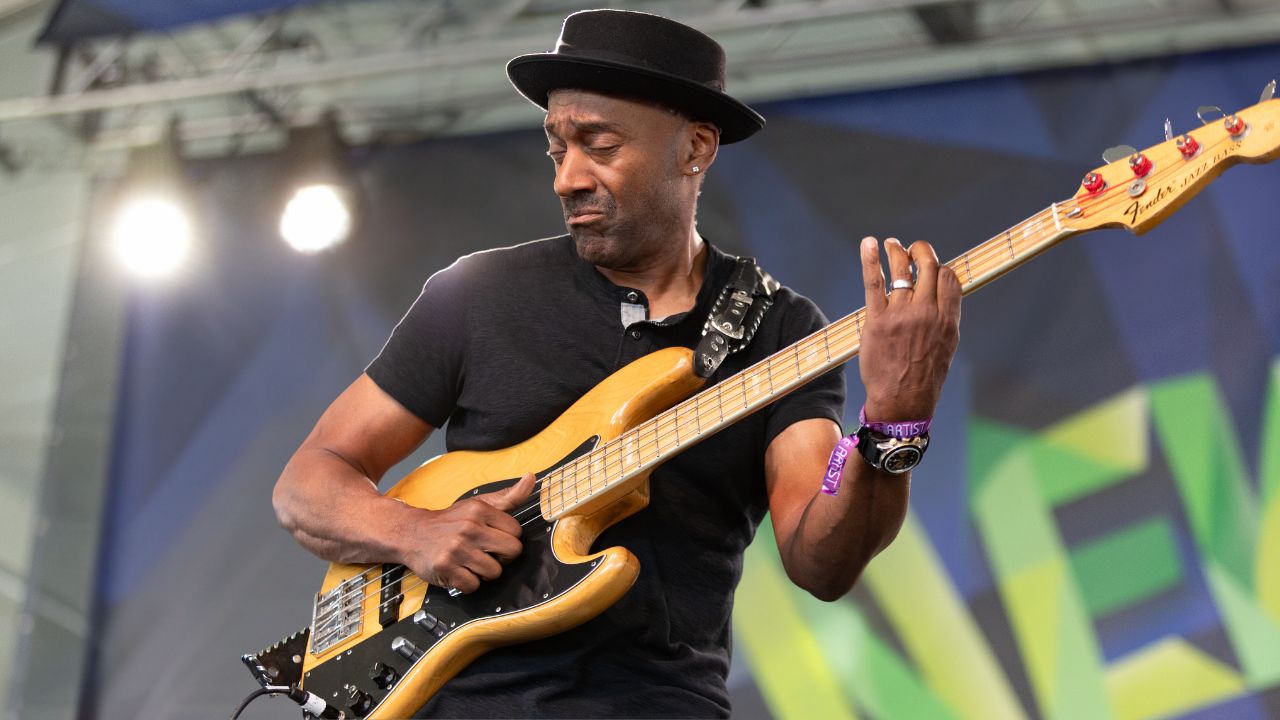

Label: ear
[683,120,720,176]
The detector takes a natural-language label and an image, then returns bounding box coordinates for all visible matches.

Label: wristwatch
[854,424,929,475]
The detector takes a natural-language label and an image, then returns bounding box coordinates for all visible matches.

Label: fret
[962,253,973,284]
[623,432,637,474]
[672,404,682,448]
[570,454,581,506]
[692,393,703,434]
[822,328,831,363]
[598,443,610,492]
[550,468,563,512]
[1004,230,1015,259]
[554,469,567,516]
[546,473,558,516]
[792,345,802,383]
[765,358,775,395]
[853,310,863,339]
[715,383,725,422]
[740,373,749,409]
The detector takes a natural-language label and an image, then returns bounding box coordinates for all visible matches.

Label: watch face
[882,445,923,474]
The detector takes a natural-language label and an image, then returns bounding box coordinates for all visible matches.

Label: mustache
[562,193,615,216]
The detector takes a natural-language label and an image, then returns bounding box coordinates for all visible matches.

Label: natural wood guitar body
[302,347,704,718]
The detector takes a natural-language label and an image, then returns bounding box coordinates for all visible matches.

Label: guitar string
[314,171,1176,627]
[309,142,1226,628]
[524,138,1214,518]
[534,128,1246,513]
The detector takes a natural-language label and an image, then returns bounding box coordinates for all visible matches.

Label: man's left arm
[766,237,961,601]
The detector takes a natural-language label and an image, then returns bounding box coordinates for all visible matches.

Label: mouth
[567,211,605,226]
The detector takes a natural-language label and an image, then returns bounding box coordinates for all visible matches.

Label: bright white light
[279,184,352,254]
[112,196,193,277]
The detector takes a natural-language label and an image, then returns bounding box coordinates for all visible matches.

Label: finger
[479,472,537,513]
[445,568,480,595]
[885,238,913,297]
[907,241,940,301]
[937,264,963,325]
[473,501,523,537]
[477,527,524,562]
[860,237,887,314]
[437,563,481,591]
[464,550,504,582]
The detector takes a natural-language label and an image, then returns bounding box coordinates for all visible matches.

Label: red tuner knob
[1225,115,1247,137]
[1081,171,1105,194]
[1176,134,1200,158]
[1129,153,1153,177]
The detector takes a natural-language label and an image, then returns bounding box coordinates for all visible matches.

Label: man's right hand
[398,472,537,594]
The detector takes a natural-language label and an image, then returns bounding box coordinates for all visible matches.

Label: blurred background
[2,0,1280,718]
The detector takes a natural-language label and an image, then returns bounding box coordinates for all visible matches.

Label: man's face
[544,89,690,269]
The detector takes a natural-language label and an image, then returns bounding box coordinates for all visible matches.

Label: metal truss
[2,0,1280,168]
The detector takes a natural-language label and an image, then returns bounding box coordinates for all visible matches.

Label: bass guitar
[242,85,1280,718]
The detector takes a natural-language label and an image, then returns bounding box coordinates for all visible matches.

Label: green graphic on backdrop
[734,359,1280,719]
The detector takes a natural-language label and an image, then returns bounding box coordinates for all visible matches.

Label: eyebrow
[543,119,627,138]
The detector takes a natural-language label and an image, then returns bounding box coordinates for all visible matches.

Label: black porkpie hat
[506,9,765,144]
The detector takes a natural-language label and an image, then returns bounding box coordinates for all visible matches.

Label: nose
[553,147,595,199]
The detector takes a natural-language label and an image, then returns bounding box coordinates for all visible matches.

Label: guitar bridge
[311,570,372,654]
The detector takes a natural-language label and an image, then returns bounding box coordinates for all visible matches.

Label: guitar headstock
[1063,82,1280,236]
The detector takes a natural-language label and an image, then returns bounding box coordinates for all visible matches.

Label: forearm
[779,459,910,601]
[273,446,422,566]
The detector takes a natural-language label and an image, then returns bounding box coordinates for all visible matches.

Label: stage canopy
[37,0,350,43]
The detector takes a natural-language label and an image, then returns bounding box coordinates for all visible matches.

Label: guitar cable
[229,684,344,719]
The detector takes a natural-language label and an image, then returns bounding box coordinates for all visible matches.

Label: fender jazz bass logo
[1124,141,1242,225]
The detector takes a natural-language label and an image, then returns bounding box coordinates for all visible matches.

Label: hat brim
[507,54,764,144]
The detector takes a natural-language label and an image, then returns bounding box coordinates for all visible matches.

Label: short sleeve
[365,259,471,427]
[763,293,847,449]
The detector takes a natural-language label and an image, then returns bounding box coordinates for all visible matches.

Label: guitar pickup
[378,564,405,628]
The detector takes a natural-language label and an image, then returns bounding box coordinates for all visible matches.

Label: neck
[596,222,707,315]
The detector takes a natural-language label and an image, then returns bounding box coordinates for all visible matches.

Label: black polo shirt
[367,234,845,718]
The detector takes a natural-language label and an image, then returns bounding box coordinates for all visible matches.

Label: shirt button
[626,291,639,303]
[630,329,642,340]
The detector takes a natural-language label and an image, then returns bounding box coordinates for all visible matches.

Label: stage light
[111,120,196,278]
[112,196,192,276]
[278,111,359,254]
[279,183,353,253]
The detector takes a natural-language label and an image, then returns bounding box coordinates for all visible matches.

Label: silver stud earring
[691,165,701,174]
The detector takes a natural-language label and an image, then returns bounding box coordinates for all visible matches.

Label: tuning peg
[1262,79,1276,102]
[1197,105,1225,125]
[1164,118,1174,142]
[1102,144,1137,164]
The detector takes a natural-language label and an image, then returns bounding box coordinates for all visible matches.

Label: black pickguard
[299,437,601,717]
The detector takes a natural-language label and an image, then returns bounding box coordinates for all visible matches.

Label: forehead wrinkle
[543,115,628,139]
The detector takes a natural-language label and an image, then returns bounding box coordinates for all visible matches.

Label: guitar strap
[694,257,779,379]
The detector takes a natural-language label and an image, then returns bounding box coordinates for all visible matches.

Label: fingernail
[861,237,876,252]
[887,237,901,246]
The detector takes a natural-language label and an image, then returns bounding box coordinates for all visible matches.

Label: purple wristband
[859,405,932,438]
[821,435,859,496]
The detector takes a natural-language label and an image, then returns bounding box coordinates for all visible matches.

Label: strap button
[626,291,639,302]
[630,329,642,340]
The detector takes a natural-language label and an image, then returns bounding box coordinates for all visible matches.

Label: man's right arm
[273,374,532,593]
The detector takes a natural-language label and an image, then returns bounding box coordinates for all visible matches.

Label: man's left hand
[857,236,962,422]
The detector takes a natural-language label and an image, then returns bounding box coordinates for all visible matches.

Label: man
[273,8,961,718]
